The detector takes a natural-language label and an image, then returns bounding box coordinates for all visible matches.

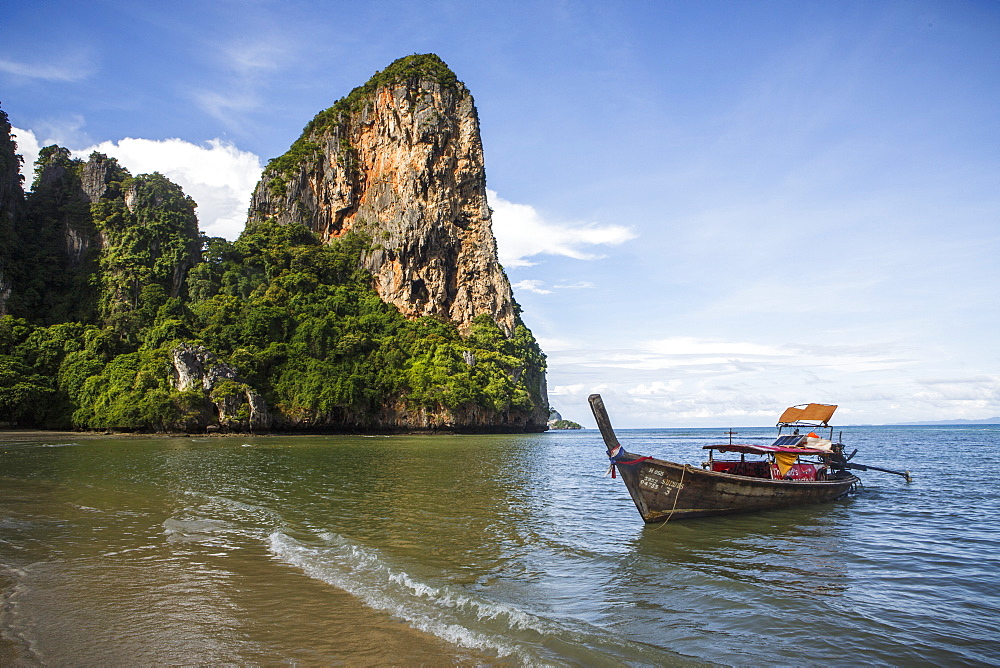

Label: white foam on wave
[388,570,545,632]
[268,530,557,663]
[161,493,286,551]
[162,517,233,540]
[178,491,283,527]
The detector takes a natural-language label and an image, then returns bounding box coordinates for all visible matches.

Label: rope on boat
[655,464,688,529]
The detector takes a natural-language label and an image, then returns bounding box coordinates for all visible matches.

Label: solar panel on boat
[772,434,805,447]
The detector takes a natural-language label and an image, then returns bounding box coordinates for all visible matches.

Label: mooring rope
[655,464,688,529]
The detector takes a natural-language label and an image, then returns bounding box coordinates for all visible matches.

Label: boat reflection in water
[589,394,910,523]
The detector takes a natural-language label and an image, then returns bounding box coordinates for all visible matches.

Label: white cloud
[548,383,588,396]
[625,380,683,396]
[72,137,263,239]
[11,127,40,183]
[511,279,594,295]
[0,55,95,82]
[33,114,92,149]
[642,337,788,358]
[560,336,908,375]
[511,278,595,297]
[488,189,635,267]
[222,40,289,77]
[512,280,551,295]
[13,129,262,239]
[192,90,263,128]
[538,333,944,427]
[13,121,93,171]
[534,336,580,353]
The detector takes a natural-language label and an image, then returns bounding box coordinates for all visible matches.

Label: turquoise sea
[1,425,998,665]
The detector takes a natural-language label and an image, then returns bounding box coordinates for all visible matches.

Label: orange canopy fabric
[777,403,838,425]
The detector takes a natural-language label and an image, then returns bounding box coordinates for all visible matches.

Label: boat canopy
[704,443,830,455]
[777,403,837,427]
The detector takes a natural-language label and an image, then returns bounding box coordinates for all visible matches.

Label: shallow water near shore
[1,425,998,665]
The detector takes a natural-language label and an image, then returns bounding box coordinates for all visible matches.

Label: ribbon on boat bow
[605,449,653,478]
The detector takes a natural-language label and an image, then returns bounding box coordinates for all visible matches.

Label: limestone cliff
[248,54,516,336]
[0,106,24,315]
[0,59,548,434]
[4,146,100,322]
[0,107,23,229]
[32,147,102,269]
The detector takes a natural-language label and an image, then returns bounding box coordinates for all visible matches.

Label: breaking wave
[268,530,546,662]
[267,529,688,666]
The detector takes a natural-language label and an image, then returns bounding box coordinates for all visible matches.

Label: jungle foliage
[0,139,546,431]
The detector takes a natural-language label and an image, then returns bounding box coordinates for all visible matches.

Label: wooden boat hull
[613,451,859,522]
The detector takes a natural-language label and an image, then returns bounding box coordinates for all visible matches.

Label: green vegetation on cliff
[0,98,546,431]
[304,53,462,140]
[183,221,542,426]
[0,213,544,430]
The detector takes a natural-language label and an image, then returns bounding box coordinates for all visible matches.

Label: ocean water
[1,425,998,665]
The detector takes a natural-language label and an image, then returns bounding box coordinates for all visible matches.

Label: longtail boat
[588,394,911,523]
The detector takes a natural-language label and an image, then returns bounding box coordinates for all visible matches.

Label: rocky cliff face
[0,108,23,227]
[248,54,516,336]
[2,145,100,322]
[81,153,121,204]
[32,147,101,269]
[3,144,199,327]
[0,107,24,315]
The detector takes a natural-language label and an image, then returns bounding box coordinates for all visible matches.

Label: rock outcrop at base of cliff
[171,343,271,432]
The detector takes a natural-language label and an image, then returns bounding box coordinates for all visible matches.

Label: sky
[2,0,998,428]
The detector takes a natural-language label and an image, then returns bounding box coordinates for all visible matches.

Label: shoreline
[0,426,550,441]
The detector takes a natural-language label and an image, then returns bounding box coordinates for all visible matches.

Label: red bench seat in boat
[711,460,771,478]
[713,460,820,480]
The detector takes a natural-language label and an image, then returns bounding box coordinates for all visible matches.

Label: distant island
[547,409,582,430]
[885,417,1000,426]
[0,54,549,434]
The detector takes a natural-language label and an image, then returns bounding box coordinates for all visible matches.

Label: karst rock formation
[249,54,518,337]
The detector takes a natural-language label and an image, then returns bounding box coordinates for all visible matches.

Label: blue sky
[2,0,998,427]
